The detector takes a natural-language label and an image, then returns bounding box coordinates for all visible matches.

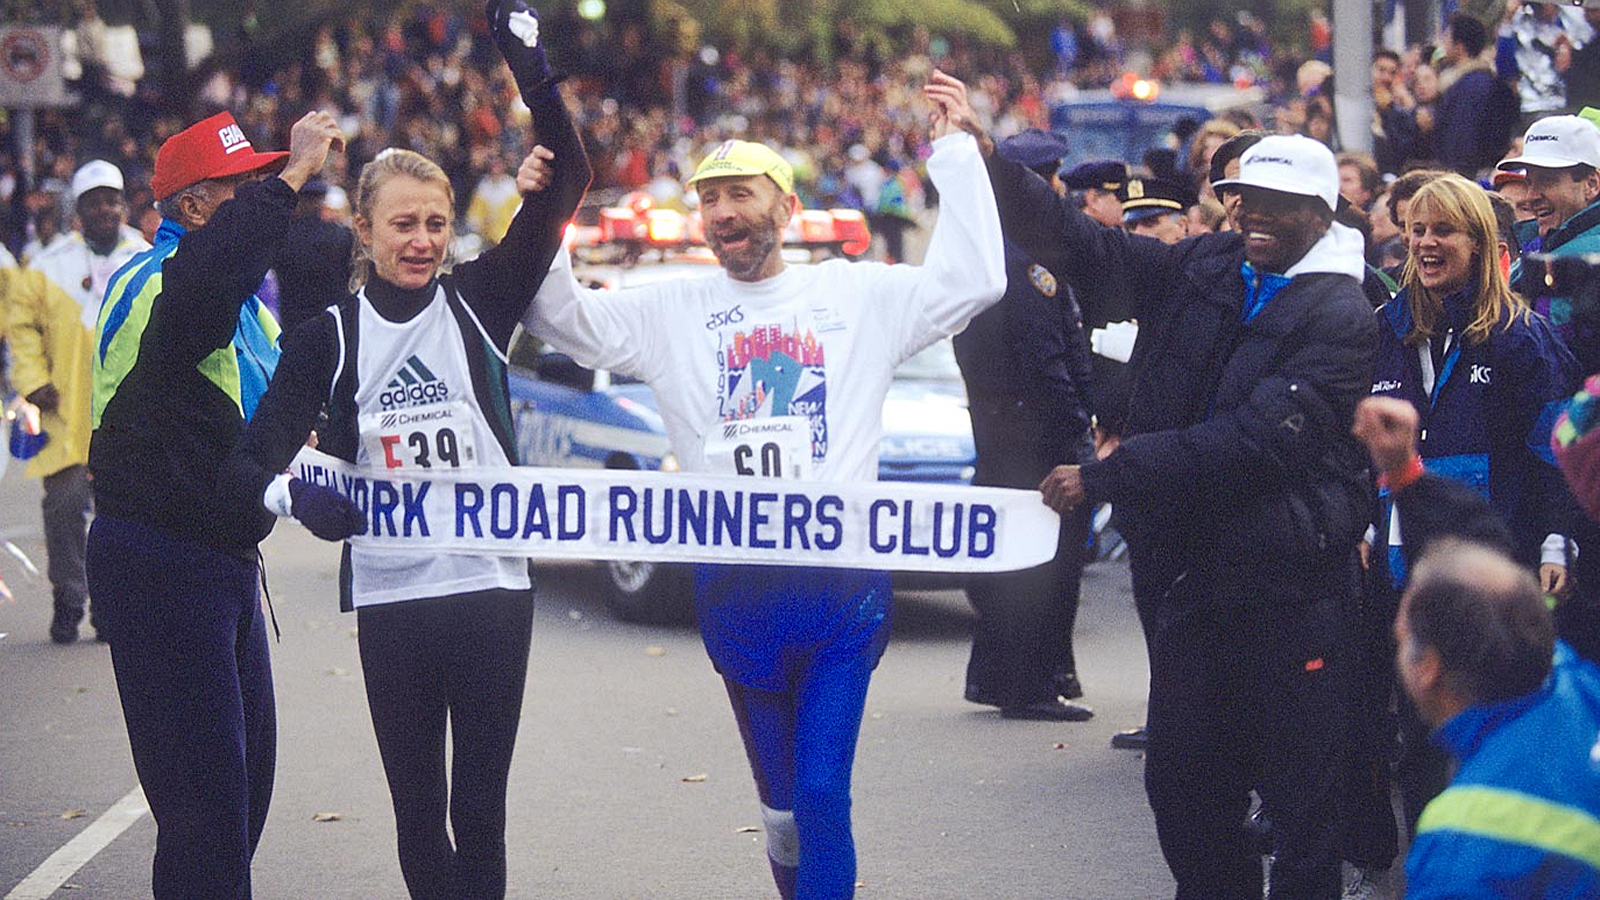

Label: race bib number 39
[360,400,480,470]
[704,416,813,480]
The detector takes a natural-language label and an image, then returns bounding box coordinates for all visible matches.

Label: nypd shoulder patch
[1028,264,1057,297]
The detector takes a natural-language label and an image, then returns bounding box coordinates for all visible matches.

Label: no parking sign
[0,27,68,108]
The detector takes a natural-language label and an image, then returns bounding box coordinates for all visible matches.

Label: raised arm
[923,70,1174,326]
[452,0,593,347]
[841,71,1004,358]
[148,111,342,370]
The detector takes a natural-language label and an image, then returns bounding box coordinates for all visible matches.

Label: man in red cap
[87,108,342,899]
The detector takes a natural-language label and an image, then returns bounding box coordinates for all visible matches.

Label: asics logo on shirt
[380,355,451,409]
[1469,365,1492,385]
[706,305,745,330]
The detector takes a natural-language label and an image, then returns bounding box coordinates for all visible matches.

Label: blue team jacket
[1370,293,1576,578]
[1404,643,1600,900]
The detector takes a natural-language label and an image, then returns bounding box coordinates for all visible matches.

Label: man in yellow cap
[87,108,342,899]
[524,69,1005,899]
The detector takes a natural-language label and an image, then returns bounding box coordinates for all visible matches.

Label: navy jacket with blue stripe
[1371,293,1579,574]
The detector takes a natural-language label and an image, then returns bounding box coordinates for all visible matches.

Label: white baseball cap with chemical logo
[1499,115,1600,171]
[1212,134,1340,212]
[70,159,125,202]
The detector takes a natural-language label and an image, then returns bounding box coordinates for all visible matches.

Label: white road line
[5,785,148,900]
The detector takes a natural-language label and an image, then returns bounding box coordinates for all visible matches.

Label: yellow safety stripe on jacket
[1416,784,1600,869]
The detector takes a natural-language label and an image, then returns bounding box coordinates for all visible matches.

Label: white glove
[1090,320,1138,363]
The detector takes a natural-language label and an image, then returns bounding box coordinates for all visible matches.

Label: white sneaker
[1341,863,1382,900]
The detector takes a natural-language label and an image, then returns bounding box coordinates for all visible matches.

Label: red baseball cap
[151,111,289,200]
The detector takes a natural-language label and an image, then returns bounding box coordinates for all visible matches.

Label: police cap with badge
[1118,176,1193,225]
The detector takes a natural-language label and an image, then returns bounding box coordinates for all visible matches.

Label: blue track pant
[87,515,275,900]
[696,564,891,900]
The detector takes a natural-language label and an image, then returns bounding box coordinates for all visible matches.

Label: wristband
[1377,454,1425,493]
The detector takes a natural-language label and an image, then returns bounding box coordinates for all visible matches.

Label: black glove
[26,383,59,414]
[289,477,367,542]
[487,0,552,97]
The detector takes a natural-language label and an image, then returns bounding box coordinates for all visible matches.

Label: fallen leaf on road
[567,609,583,620]
[325,668,349,678]
[1053,742,1068,750]
[75,686,90,694]
[645,646,666,657]
[681,773,708,783]
[312,812,342,822]
[59,809,86,820]
[664,707,679,716]
[347,627,359,638]
[735,825,761,833]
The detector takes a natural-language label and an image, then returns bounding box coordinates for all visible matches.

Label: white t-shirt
[348,287,531,605]
[523,132,1006,485]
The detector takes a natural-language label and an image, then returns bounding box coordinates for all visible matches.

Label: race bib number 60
[359,400,481,470]
[704,416,813,480]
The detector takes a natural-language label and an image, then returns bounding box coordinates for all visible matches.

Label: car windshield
[894,339,962,383]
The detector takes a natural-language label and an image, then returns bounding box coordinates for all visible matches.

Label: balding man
[1397,541,1600,900]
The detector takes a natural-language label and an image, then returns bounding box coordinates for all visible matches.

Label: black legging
[357,587,535,900]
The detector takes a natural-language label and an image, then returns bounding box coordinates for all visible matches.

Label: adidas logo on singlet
[380,355,450,409]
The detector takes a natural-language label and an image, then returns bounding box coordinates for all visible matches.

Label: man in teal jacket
[1505,115,1600,349]
[1397,540,1600,899]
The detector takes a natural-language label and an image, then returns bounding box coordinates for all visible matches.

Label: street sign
[0,27,70,108]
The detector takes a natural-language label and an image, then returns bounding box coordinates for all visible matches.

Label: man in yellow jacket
[6,160,148,642]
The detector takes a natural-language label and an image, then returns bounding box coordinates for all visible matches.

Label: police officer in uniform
[1118,176,1195,245]
[955,129,1096,721]
[1060,160,1135,453]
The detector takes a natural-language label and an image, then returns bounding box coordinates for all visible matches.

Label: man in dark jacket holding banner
[940,73,1377,900]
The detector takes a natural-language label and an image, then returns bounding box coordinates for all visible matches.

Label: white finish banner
[290,448,1059,573]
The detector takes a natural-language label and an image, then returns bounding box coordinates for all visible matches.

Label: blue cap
[1060,159,1129,192]
[996,129,1071,173]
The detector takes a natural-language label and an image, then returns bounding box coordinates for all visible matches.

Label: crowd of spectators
[0,5,1334,261]
[2,2,1594,266]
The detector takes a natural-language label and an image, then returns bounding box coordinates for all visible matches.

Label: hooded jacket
[985,153,1377,600]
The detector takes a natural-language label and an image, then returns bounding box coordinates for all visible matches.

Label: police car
[509,199,976,621]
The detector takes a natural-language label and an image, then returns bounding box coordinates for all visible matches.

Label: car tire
[603,558,694,624]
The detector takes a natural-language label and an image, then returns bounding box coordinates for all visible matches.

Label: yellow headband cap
[687,140,794,196]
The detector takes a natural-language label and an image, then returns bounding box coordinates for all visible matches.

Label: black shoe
[964,684,1002,707]
[1001,699,1095,722]
[1111,726,1148,750]
[49,606,83,645]
[1054,672,1084,700]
